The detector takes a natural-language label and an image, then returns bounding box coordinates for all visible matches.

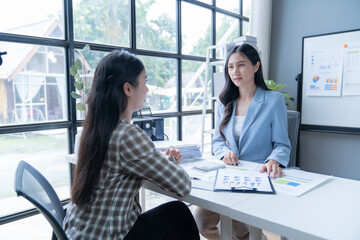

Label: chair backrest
[14,160,68,240]
[287,110,300,167]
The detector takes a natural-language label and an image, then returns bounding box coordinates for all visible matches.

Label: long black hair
[218,44,268,142]
[71,50,144,206]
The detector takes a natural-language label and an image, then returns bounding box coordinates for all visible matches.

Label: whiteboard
[300,29,360,132]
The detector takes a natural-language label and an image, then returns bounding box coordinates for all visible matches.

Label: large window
[139,56,178,112]
[0,129,69,216]
[181,2,212,57]
[0,42,67,125]
[136,0,177,52]
[0,0,249,238]
[73,0,130,47]
[0,0,64,39]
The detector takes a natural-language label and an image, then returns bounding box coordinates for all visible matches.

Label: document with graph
[272,168,332,197]
[213,168,275,194]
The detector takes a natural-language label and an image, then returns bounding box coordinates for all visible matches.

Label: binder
[213,168,276,194]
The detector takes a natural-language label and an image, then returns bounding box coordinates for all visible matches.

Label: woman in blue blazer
[194,44,291,240]
[212,84,290,169]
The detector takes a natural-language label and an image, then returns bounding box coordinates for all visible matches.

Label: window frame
[0,0,249,225]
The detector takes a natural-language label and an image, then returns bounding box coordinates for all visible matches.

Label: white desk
[142,181,254,240]
[65,154,360,240]
[145,176,360,240]
[229,177,360,240]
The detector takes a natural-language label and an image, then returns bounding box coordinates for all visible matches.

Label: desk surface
[143,166,360,240]
[145,176,360,240]
[230,177,360,240]
[65,153,360,240]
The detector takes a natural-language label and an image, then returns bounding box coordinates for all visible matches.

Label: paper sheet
[214,168,274,193]
[183,159,332,195]
[272,168,332,196]
[182,160,262,191]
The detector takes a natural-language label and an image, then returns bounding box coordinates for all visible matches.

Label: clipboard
[213,168,276,194]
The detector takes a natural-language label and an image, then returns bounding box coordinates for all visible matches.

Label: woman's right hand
[165,146,182,163]
[222,152,239,166]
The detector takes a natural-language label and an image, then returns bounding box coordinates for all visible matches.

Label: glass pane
[164,117,177,141]
[0,0,64,39]
[182,60,212,111]
[0,129,69,217]
[216,0,240,14]
[0,42,67,125]
[182,114,212,152]
[73,0,130,47]
[242,20,250,36]
[136,0,176,53]
[0,214,52,240]
[182,2,212,57]
[138,56,177,113]
[215,65,224,74]
[216,13,240,45]
[243,0,252,18]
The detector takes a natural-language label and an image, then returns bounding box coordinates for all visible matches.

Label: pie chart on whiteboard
[312,75,319,83]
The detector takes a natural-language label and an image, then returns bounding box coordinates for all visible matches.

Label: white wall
[270,0,360,180]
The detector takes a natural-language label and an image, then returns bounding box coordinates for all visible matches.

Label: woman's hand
[222,152,239,166]
[260,160,284,178]
[165,146,182,163]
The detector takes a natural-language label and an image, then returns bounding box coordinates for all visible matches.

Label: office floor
[188,205,281,240]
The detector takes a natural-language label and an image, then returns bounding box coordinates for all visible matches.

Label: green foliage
[76,102,86,111]
[70,0,245,103]
[265,80,295,107]
[70,44,91,114]
[73,0,129,46]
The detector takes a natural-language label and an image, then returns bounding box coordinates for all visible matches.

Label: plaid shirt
[64,118,191,239]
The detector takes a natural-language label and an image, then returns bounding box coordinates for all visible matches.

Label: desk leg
[249,226,262,240]
[220,215,232,240]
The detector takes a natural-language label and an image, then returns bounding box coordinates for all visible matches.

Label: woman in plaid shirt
[63,50,199,240]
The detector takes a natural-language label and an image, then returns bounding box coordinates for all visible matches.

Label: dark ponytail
[71,50,144,206]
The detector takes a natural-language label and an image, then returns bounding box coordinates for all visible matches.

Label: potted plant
[70,44,91,154]
[70,44,91,116]
[265,80,294,107]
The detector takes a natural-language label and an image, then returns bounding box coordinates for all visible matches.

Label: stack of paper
[154,140,202,161]
[231,35,257,49]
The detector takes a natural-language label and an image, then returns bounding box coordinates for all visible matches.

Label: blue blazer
[212,88,291,167]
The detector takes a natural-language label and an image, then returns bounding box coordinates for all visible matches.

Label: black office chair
[14,160,68,240]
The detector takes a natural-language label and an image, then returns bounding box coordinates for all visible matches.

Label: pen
[191,177,201,181]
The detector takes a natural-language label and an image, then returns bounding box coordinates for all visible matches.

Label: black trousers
[124,201,200,240]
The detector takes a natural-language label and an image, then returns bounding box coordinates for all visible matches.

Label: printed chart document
[342,46,360,96]
[305,47,343,96]
[213,168,275,194]
[272,168,332,197]
[183,159,262,191]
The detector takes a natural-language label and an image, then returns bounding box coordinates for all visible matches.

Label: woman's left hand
[259,160,284,178]
[165,146,182,163]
